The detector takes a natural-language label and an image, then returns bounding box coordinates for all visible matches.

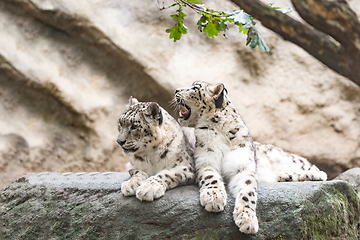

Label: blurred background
[0,0,359,189]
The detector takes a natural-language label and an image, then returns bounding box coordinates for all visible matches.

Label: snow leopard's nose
[117,138,126,146]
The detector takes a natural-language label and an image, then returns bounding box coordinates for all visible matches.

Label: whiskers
[169,98,180,112]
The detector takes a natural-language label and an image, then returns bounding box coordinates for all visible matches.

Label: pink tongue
[180,109,188,115]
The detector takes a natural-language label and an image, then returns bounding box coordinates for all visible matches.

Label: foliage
[165,7,188,42]
[159,0,291,52]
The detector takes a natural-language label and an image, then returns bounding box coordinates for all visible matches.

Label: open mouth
[122,146,140,153]
[177,99,191,121]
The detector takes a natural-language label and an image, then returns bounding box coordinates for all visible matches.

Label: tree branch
[230,0,360,86]
[292,0,360,51]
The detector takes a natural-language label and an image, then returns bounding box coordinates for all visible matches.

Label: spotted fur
[174,82,327,234]
[117,97,195,201]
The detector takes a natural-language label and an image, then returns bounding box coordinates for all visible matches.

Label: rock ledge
[1,172,359,239]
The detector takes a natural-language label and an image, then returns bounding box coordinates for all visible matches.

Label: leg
[197,167,227,212]
[136,165,195,201]
[121,169,148,196]
[230,171,259,234]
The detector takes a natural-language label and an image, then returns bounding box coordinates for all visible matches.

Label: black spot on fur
[229,128,239,135]
[239,143,246,148]
[207,148,214,152]
[165,174,175,182]
[134,155,145,161]
[211,180,218,185]
[198,126,209,130]
[211,117,218,123]
[166,138,175,147]
[242,196,249,202]
[160,149,169,158]
[251,201,256,205]
[245,180,252,185]
[229,136,236,141]
[205,175,213,180]
[248,192,254,197]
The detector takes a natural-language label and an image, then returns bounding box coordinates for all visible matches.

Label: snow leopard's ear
[144,102,163,125]
[209,83,227,109]
[127,96,139,109]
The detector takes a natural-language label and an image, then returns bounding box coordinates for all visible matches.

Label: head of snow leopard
[174,81,228,127]
[117,97,163,155]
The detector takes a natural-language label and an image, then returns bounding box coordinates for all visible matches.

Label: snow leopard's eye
[130,124,140,130]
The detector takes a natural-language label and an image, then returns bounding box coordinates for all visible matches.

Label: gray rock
[1,172,359,239]
[335,168,360,194]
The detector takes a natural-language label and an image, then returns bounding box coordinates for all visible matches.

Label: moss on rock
[1,173,359,240]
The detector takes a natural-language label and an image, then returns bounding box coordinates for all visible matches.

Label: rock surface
[335,168,360,195]
[1,172,359,239]
[1,0,360,188]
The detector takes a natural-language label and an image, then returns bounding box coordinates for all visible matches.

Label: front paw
[277,172,294,182]
[233,205,259,234]
[136,176,166,201]
[121,178,143,196]
[200,187,227,212]
[300,170,327,181]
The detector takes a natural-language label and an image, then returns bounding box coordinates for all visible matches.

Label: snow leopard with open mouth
[174,81,327,234]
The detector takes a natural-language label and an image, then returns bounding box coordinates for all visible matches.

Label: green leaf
[246,27,270,52]
[203,20,220,38]
[219,21,227,32]
[236,22,249,35]
[166,22,188,42]
[197,15,207,32]
[227,10,253,25]
[166,7,188,42]
[269,3,292,14]
[170,9,187,21]
[277,7,291,14]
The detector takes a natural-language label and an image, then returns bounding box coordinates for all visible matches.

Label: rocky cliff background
[0,0,360,189]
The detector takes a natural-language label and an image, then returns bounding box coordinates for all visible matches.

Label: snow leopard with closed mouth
[174,81,327,234]
[117,97,195,201]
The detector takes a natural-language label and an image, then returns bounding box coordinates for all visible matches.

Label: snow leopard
[174,81,327,234]
[117,97,195,201]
